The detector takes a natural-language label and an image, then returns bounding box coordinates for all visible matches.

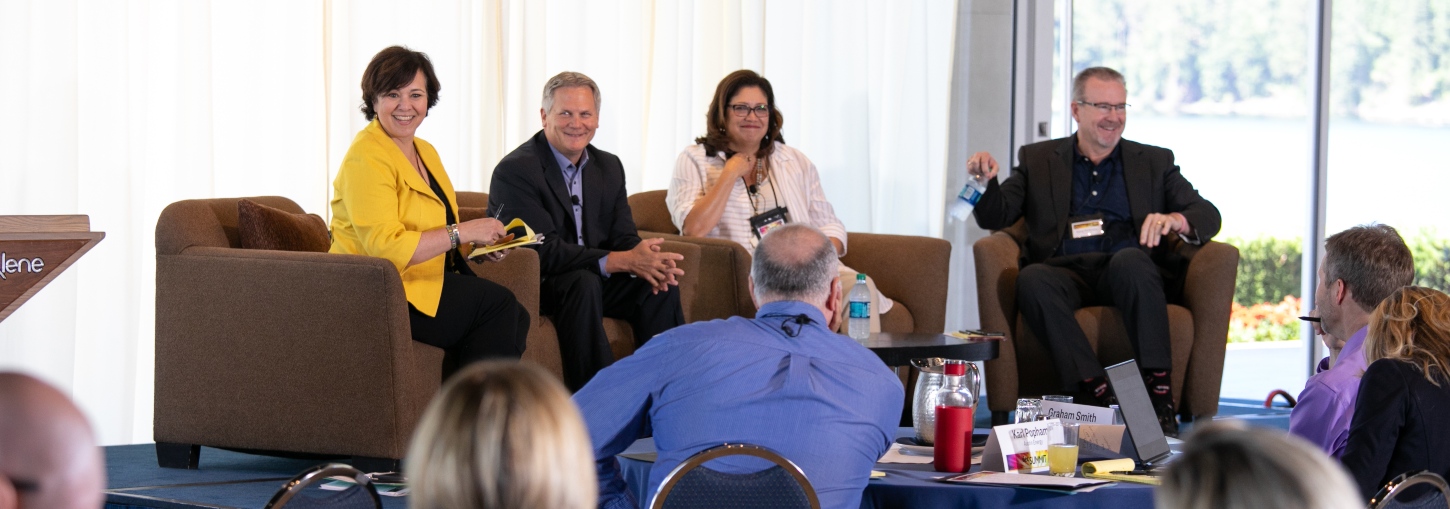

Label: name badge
[1071,218,1105,239]
[749,206,791,240]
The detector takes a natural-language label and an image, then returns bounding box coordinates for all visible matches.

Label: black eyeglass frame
[1075,101,1130,113]
[729,103,771,118]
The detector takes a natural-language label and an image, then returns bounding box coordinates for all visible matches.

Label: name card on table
[981,420,1062,473]
[1039,401,1117,425]
[1077,424,1133,461]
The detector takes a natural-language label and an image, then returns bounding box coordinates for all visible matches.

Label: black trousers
[1016,248,1171,392]
[542,269,684,391]
[409,271,530,380]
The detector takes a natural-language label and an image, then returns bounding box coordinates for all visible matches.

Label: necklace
[409,153,428,184]
[753,157,767,186]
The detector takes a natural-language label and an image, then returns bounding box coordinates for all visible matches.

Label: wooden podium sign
[0,216,104,323]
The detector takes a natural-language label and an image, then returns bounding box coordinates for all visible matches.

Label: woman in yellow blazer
[331,46,528,377]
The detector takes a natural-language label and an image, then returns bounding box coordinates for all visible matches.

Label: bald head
[750,224,840,304]
[0,373,105,509]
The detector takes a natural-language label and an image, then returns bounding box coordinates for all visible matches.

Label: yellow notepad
[468,218,543,258]
[1081,458,1161,485]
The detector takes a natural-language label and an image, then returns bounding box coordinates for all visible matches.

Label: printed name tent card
[0,216,104,323]
[981,420,1063,473]
[1038,400,1117,426]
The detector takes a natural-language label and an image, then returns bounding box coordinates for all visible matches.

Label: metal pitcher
[911,358,981,445]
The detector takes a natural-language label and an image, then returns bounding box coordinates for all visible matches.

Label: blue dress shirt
[548,143,610,276]
[574,300,903,509]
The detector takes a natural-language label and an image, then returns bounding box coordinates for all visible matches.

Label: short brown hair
[695,70,785,160]
[1072,66,1126,102]
[406,361,595,509]
[1366,286,1450,387]
[359,46,441,121]
[1324,224,1415,312]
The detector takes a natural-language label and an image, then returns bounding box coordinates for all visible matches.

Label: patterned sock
[1144,370,1171,399]
[1080,376,1111,402]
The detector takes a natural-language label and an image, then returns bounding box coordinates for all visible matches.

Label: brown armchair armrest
[974,230,1023,412]
[154,247,439,458]
[1178,240,1240,418]
[639,232,754,321]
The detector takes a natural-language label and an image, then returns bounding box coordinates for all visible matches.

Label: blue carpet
[105,398,1292,508]
[104,445,405,509]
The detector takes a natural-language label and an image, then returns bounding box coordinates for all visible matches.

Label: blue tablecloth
[616,429,1157,509]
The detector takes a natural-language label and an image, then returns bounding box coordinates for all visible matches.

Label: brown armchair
[154,195,697,471]
[155,197,442,472]
[974,220,1239,424]
[626,189,950,334]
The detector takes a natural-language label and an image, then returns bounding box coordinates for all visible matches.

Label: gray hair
[1156,421,1361,509]
[751,224,839,304]
[1324,223,1414,312]
[541,71,601,114]
[1072,66,1126,102]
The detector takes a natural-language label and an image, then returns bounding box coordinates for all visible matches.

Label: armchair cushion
[237,198,330,253]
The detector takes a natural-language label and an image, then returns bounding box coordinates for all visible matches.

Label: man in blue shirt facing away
[574,223,903,509]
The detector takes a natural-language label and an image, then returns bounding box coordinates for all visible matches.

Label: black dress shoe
[1154,399,1180,438]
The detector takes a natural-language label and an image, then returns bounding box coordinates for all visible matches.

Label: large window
[1053,0,1450,401]
[1326,0,1450,293]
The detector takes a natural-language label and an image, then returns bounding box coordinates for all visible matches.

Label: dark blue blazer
[489,130,643,277]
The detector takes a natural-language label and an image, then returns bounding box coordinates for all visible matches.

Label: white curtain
[0,0,960,445]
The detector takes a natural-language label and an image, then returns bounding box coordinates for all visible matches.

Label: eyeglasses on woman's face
[729,104,770,118]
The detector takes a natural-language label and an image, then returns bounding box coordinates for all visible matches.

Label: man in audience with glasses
[0,372,105,509]
[574,224,901,509]
[965,66,1220,437]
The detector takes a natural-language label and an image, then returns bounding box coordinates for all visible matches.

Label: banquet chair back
[650,444,819,509]
[264,463,381,509]
[1370,470,1450,509]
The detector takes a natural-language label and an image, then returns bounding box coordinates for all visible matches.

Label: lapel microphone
[570,195,580,206]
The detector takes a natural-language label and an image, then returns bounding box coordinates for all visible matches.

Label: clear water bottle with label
[848,274,870,340]
[948,175,988,221]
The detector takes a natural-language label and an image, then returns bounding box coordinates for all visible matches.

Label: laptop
[1104,359,1177,471]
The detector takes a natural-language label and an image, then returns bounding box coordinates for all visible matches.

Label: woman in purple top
[1340,286,1450,498]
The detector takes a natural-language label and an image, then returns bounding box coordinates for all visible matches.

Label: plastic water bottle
[848,274,871,340]
[948,176,988,221]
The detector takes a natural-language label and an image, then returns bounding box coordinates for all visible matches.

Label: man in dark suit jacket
[490,71,685,391]
[968,67,1220,436]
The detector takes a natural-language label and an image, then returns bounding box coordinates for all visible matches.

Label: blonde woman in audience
[1157,420,1361,509]
[406,361,595,509]
[1342,286,1450,498]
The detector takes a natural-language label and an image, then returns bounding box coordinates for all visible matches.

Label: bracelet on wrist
[447,224,460,250]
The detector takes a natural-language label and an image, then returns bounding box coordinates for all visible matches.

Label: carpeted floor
[105,398,1293,509]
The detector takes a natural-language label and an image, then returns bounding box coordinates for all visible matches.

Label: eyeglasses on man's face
[1076,101,1130,114]
[729,104,770,118]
